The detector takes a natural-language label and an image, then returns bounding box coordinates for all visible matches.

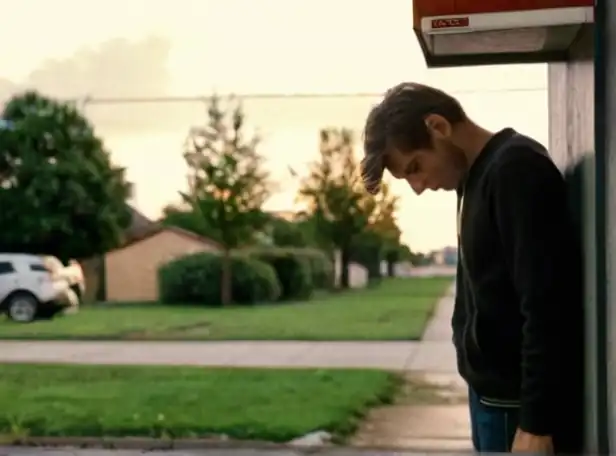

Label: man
[360,82,584,454]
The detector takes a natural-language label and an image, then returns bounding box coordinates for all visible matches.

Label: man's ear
[424,114,451,140]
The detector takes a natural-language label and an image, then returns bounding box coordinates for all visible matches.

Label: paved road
[0,291,457,373]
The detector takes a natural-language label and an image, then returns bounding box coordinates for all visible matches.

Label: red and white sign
[414,0,594,28]
[412,0,594,67]
[431,17,470,29]
[421,6,593,35]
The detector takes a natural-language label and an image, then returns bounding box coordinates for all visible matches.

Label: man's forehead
[383,150,407,179]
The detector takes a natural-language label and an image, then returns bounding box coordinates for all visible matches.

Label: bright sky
[2,0,548,252]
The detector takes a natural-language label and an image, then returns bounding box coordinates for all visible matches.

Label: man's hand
[512,428,554,454]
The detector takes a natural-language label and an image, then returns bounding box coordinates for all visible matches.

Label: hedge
[290,248,335,289]
[247,248,313,301]
[158,252,281,306]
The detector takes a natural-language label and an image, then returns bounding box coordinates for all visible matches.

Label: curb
[1,436,472,454]
[2,437,288,450]
[1,437,334,453]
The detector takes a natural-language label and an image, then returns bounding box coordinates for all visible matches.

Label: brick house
[104,225,222,302]
[80,206,222,302]
[80,205,159,302]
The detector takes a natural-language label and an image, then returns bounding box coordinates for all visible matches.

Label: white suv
[0,253,85,323]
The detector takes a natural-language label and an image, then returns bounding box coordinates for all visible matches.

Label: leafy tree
[267,215,311,248]
[293,211,330,251]
[159,204,223,244]
[410,251,431,266]
[349,182,401,279]
[0,91,131,260]
[350,229,385,280]
[370,182,402,277]
[181,95,271,305]
[397,243,413,260]
[381,243,418,276]
[370,182,401,242]
[296,128,375,288]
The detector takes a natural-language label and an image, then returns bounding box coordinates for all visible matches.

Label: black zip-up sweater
[454,128,584,441]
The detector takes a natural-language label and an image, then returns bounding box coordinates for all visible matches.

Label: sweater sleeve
[489,149,573,436]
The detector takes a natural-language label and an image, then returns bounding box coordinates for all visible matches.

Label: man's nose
[407,177,425,195]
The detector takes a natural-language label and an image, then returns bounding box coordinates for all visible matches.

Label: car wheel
[6,293,39,323]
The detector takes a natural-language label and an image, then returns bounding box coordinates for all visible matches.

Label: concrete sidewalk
[349,287,470,451]
[0,300,457,373]
[412,286,458,375]
[0,341,455,374]
[0,295,455,374]
[0,340,420,370]
[0,338,457,372]
[0,286,458,372]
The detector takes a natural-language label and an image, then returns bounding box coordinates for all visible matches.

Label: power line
[74,87,547,105]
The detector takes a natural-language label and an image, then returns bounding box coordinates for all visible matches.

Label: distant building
[442,246,458,266]
[430,246,458,266]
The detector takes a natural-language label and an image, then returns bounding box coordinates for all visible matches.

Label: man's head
[361,82,472,195]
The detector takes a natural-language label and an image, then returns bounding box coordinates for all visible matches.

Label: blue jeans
[469,388,519,452]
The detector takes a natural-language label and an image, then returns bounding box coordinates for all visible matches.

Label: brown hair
[361,82,466,194]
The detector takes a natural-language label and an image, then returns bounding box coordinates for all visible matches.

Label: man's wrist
[517,427,551,438]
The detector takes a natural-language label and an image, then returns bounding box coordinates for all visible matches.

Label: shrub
[158,252,281,306]
[247,248,313,301]
[290,248,335,289]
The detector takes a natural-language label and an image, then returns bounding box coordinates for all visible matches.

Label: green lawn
[0,364,398,442]
[0,277,452,341]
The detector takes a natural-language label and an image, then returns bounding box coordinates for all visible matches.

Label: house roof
[125,205,159,241]
[111,225,223,253]
[267,210,299,222]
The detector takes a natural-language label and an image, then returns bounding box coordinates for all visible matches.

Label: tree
[370,182,402,277]
[296,128,375,288]
[397,243,413,260]
[181,95,271,305]
[348,182,401,279]
[350,229,385,280]
[0,91,132,260]
[410,251,431,266]
[159,204,223,244]
[267,215,311,248]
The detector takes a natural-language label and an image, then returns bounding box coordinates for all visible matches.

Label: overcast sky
[2,0,548,252]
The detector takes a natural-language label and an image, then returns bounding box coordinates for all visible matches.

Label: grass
[0,364,398,442]
[0,277,452,341]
